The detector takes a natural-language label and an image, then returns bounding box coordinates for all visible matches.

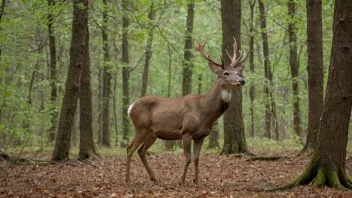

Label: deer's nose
[239,79,245,85]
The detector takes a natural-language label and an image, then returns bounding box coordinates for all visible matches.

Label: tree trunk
[248,0,256,138]
[79,23,97,159]
[101,0,112,147]
[274,0,352,190]
[140,2,155,97]
[165,43,175,151]
[221,0,251,155]
[121,0,130,146]
[258,0,279,140]
[47,0,58,143]
[0,0,6,60]
[52,0,88,161]
[288,0,302,141]
[182,1,194,97]
[301,0,324,153]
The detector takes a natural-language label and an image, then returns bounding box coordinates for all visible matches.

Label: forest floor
[1,148,352,197]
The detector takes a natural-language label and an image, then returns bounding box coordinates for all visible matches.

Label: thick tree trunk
[301,0,324,153]
[182,1,194,97]
[47,0,58,143]
[121,0,130,145]
[52,0,88,161]
[79,24,97,159]
[288,0,302,141]
[273,0,352,190]
[221,0,251,155]
[101,0,111,147]
[140,2,155,97]
[248,0,256,138]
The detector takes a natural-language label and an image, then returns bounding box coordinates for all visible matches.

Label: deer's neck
[201,78,232,119]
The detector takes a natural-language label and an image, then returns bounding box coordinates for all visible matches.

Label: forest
[1,0,352,197]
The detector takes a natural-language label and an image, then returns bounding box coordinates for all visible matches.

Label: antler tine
[194,41,224,68]
[235,50,243,62]
[236,52,249,65]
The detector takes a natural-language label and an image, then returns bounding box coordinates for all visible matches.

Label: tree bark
[79,23,97,159]
[52,0,88,161]
[248,0,256,138]
[101,0,112,147]
[47,0,58,143]
[182,1,194,97]
[140,2,155,97]
[258,0,279,140]
[121,0,130,145]
[221,0,251,155]
[273,0,352,190]
[288,0,302,141]
[0,0,6,60]
[301,0,324,153]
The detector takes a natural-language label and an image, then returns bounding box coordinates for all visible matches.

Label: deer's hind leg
[126,128,150,185]
[138,133,157,183]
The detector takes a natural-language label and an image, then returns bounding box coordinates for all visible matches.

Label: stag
[126,38,247,185]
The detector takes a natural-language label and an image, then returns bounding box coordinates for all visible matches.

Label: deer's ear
[208,62,222,73]
[235,65,245,73]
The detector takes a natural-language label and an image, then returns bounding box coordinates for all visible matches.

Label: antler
[194,41,225,69]
[225,37,248,68]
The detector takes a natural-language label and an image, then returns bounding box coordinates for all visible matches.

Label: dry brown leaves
[0,152,351,197]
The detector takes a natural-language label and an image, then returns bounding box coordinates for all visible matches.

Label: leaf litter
[0,152,351,197]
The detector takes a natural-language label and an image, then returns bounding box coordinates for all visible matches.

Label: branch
[129,52,145,72]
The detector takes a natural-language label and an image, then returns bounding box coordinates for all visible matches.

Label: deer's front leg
[193,137,204,185]
[180,134,192,186]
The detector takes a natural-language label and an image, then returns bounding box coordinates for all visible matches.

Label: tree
[47,0,58,143]
[258,0,279,140]
[52,0,88,161]
[78,22,97,159]
[301,0,324,153]
[121,0,130,145]
[221,0,251,155]
[288,0,302,141]
[182,0,194,96]
[274,0,352,189]
[140,2,155,97]
[248,0,256,138]
[101,0,112,147]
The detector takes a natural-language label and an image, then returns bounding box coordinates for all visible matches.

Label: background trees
[0,0,344,168]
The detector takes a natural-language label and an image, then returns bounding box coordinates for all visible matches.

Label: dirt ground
[1,151,352,197]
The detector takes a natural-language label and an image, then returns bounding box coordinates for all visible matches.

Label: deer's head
[194,38,247,90]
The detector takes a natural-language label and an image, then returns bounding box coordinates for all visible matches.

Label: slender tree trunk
[274,1,352,189]
[165,43,175,150]
[182,1,194,96]
[0,0,6,60]
[121,0,130,145]
[288,0,302,141]
[101,0,112,147]
[97,68,103,145]
[301,0,324,153]
[249,0,256,138]
[47,0,58,143]
[258,0,279,140]
[141,2,155,97]
[52,0,88,161]
[221,0,251,155]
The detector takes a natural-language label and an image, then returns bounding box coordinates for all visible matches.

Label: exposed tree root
[268,162,352,191]
[249,156,286,161]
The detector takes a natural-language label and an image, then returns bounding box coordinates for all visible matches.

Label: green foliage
[0,0,342,153]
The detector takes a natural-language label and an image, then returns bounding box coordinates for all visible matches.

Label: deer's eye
[223,71,230,76]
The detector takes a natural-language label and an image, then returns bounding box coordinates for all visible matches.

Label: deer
[126,37,247,186]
